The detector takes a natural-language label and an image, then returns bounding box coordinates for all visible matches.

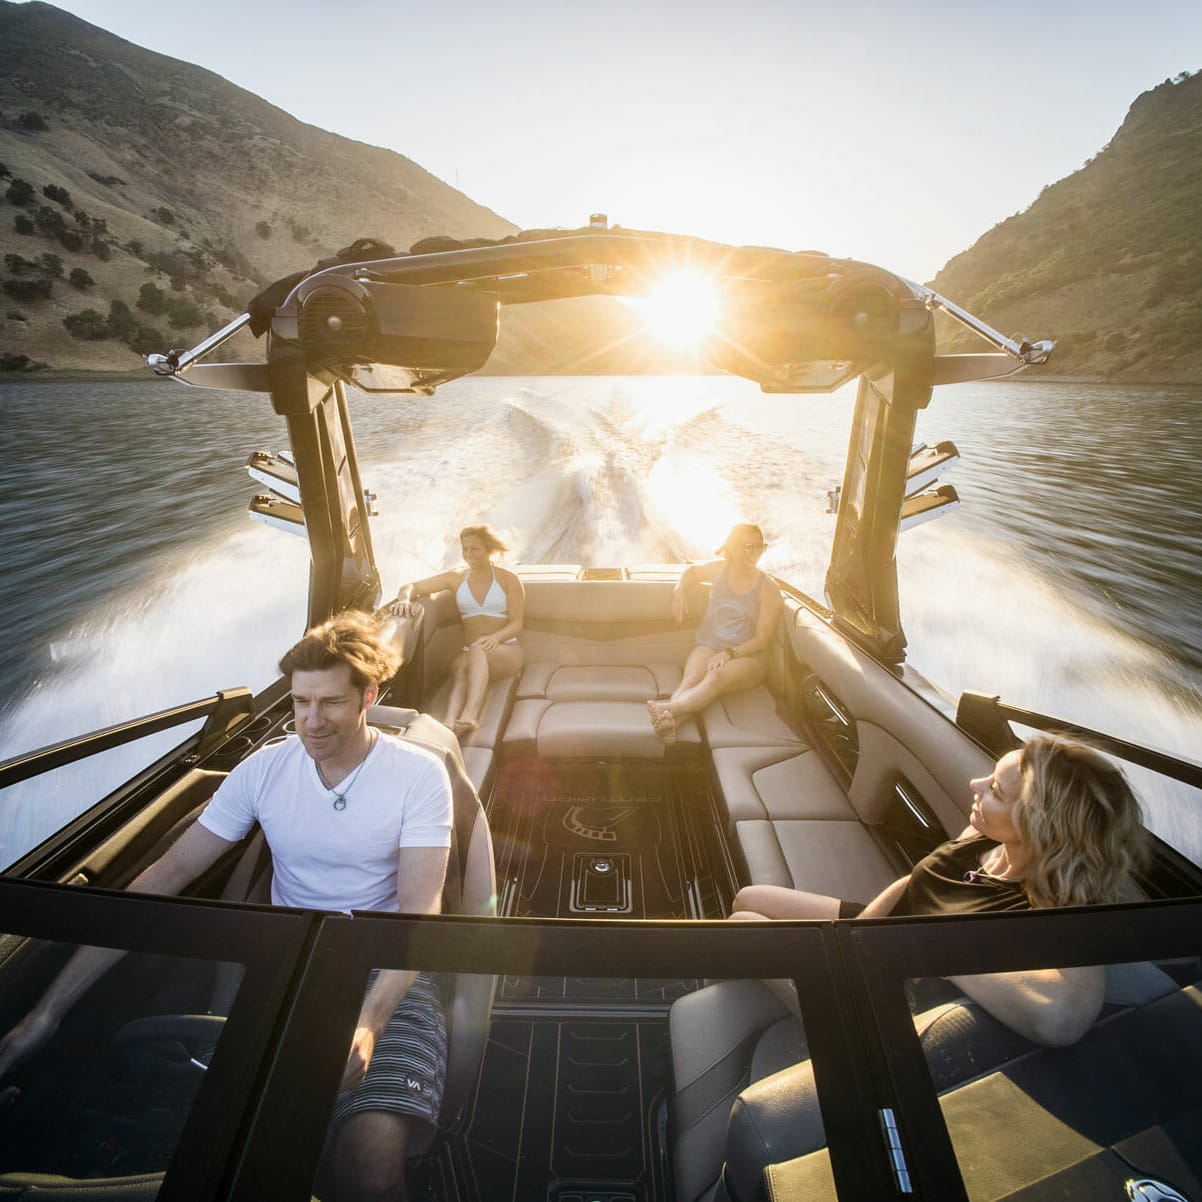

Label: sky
[31,0,1202,281]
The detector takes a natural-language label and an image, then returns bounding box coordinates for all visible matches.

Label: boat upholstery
[366,703,498,1129]
[501,578,702,760]
[701,595,998,903]
[669,962,1183,1202]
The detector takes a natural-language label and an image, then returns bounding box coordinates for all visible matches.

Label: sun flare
[635,272,720,350]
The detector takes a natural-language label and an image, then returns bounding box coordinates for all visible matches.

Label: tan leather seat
[504,698,700,759]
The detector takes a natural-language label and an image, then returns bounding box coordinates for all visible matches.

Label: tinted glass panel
[846,902,1202,1202]
[0,937,243,1193]
[927,953,1202,1201]
[245,917,872,1202]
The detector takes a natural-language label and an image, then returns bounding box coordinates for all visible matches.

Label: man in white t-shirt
[0,612,454,1202]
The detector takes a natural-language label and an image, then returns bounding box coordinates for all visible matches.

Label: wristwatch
[726,646,738,658]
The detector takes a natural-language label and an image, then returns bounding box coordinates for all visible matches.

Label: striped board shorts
[330,969,447,1154]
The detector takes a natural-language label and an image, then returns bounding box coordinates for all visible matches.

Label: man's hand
[340,1023,377,1091]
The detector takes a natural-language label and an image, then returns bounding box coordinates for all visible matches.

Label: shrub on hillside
[106,300,135,339]
[43,184,73,210]
[3,254,36,274]
[16,112,48,131]
[69,267,95,290]
[3,278,52,301]
[63,309,110,340]
[13,215,34,235]
[138,281,166,314]
[5,179,34,206]
[126,323,166,356]
[1,354,47,373]
[165,298,209,329]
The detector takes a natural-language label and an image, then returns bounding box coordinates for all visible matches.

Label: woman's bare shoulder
[688,558,726,582]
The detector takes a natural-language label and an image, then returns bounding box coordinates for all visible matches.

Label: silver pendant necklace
[321,733,375,811]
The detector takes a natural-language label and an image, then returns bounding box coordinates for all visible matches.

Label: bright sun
[634,272,720,350]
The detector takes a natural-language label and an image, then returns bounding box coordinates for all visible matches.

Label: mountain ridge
[2,2,1199,382]
[929,69,1202,384]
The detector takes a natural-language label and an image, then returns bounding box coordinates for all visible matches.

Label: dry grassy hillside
[0,0,515,372]
[930,71,1202,383]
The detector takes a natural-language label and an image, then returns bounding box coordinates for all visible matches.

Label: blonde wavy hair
[459,524,509,556]
[1013,734,1147,908]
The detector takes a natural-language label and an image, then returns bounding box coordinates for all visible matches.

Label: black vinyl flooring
[416,759,711,1200]
[421,1015,672,1202]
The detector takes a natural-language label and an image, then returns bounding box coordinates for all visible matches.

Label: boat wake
[2,376,1201,867]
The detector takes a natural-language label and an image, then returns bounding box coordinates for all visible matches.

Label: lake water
[1,374,1200,866]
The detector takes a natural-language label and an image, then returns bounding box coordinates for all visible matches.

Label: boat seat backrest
[366,704,497,1129]
[783,599,993,832]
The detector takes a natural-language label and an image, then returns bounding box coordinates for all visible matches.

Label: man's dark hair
[278,611,400,692]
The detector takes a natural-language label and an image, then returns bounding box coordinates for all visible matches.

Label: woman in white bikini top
[386,525,525,736]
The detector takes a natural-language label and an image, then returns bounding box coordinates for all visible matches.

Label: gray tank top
[696,570,762,649]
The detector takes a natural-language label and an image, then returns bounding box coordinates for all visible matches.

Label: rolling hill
[929,70,1202,383]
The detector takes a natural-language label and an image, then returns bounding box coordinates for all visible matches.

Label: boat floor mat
[419,1015,671,1202]
[489,763,698,922]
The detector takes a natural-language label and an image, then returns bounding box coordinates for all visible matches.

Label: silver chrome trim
[878,1108,913,1194]
[146,311,253,376]
[1126,1178,1192,1201]
[812,681,851,726]
[895,781,934,829]
[905,281,1055,366]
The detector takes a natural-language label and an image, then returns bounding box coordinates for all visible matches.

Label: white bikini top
[456,568,508,619]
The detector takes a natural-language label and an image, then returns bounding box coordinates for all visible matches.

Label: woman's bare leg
[454,645,490,732]
[730,885,841,920]
[665,656,765,720]
[458,642,524,731]
[443,653,469,727]
[670,645,713,700]
[728,890,842,1022]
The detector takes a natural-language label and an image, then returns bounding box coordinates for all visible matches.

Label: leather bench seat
[424,674,517,795]
[737,818,896,901]
[516,662,682,703]
[710,742,895,903]
[701,686,804,750]
[503,698,700,760]
[711,746,851,825]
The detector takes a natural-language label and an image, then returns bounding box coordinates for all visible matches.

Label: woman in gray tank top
[648,523,783,743]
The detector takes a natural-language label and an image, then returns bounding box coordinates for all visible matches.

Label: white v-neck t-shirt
[199,733,452,912]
